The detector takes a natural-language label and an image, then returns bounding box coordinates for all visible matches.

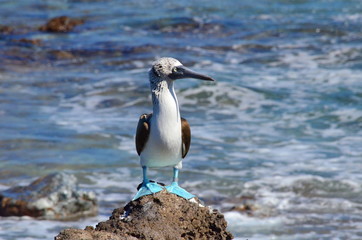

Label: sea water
[0,0,362,239]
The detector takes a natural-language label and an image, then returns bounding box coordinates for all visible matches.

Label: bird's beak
[169,66,215,81]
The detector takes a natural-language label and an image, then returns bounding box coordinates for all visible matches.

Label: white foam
[279,51,319,69]
[84,168,134,189]
[225,211,285,235]
[334,13,362,23]
[0,215,103,240]
[332,108,362,123]
[178,81,265,111]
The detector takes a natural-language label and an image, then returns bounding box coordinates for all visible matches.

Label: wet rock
[49,50,76,60]
[150,17,226,36]
[0,172,97,220]
[220,195,279,218]
[0,25,13,34]
[95,98,124,109]
[203,44,274,53]
[13,38,42,46]
[227,196,256,217]
[55,191,233,240]
[39,16,85,33]
[56,228,131,240]
[200,195,258,217]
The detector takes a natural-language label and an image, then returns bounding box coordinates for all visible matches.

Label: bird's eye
[173,67,178,73]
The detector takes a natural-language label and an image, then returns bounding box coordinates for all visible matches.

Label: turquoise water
[1,1,362,239]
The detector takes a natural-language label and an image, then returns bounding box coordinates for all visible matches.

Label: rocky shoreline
[0,173,237,239]
[0,172,97,220]
[55,190,233,240]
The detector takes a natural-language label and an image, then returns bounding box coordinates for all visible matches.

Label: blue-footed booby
[133,57,215,200]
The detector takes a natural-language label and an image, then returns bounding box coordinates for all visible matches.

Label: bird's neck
[151,80,180,122]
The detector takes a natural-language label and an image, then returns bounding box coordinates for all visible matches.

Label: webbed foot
[165,182,195,199]
[133,181,164,200]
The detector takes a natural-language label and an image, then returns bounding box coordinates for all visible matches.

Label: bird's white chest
[140,87,182,167]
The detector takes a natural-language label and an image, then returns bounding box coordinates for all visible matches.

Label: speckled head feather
[149,57,182,83]
[149,57,215,85]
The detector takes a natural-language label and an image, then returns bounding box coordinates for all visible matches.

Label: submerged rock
[39,16,84,33]
[226,196,257,217]
[13,38,43,46]
[149,17,226,36]
[55,191,233,240]
[0,172,97,220]
[0,25,13,34]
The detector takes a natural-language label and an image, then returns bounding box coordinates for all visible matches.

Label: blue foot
[133,181,164,201]
[165,182,195,199]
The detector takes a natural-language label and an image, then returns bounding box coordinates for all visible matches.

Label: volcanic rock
[0,172,97,220]
[55,190,233,240]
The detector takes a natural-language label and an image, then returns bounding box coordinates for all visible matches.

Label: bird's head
[149,57,215,84]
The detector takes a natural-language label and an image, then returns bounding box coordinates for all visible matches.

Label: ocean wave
[225,175,362,239]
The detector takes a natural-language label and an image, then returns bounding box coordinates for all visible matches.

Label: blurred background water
[1,0,362,239]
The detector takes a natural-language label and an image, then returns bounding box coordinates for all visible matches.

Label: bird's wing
[135,113,152,156]
[181,117,191,158]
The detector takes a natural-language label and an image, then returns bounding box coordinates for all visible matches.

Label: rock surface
[55,191,233,240]
[0,172,97,220]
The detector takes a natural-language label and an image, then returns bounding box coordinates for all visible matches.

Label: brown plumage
[135,113,191,158]
[180,117,191,158]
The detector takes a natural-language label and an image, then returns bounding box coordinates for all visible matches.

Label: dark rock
[227,196,256,217]
[203,44,273,54]
[13,38,42,46]
[56,229,132,240]
[0,25,13,34]
[55,191,233,240]
[219,195,278,218]
[150,17,226,36]
[200,195,258,217]
[49,50,76,60]
[39,16,85,33]
[0,172,97,220]
[95,98,124,109]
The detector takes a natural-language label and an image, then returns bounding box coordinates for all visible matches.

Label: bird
[133,57,215,200]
